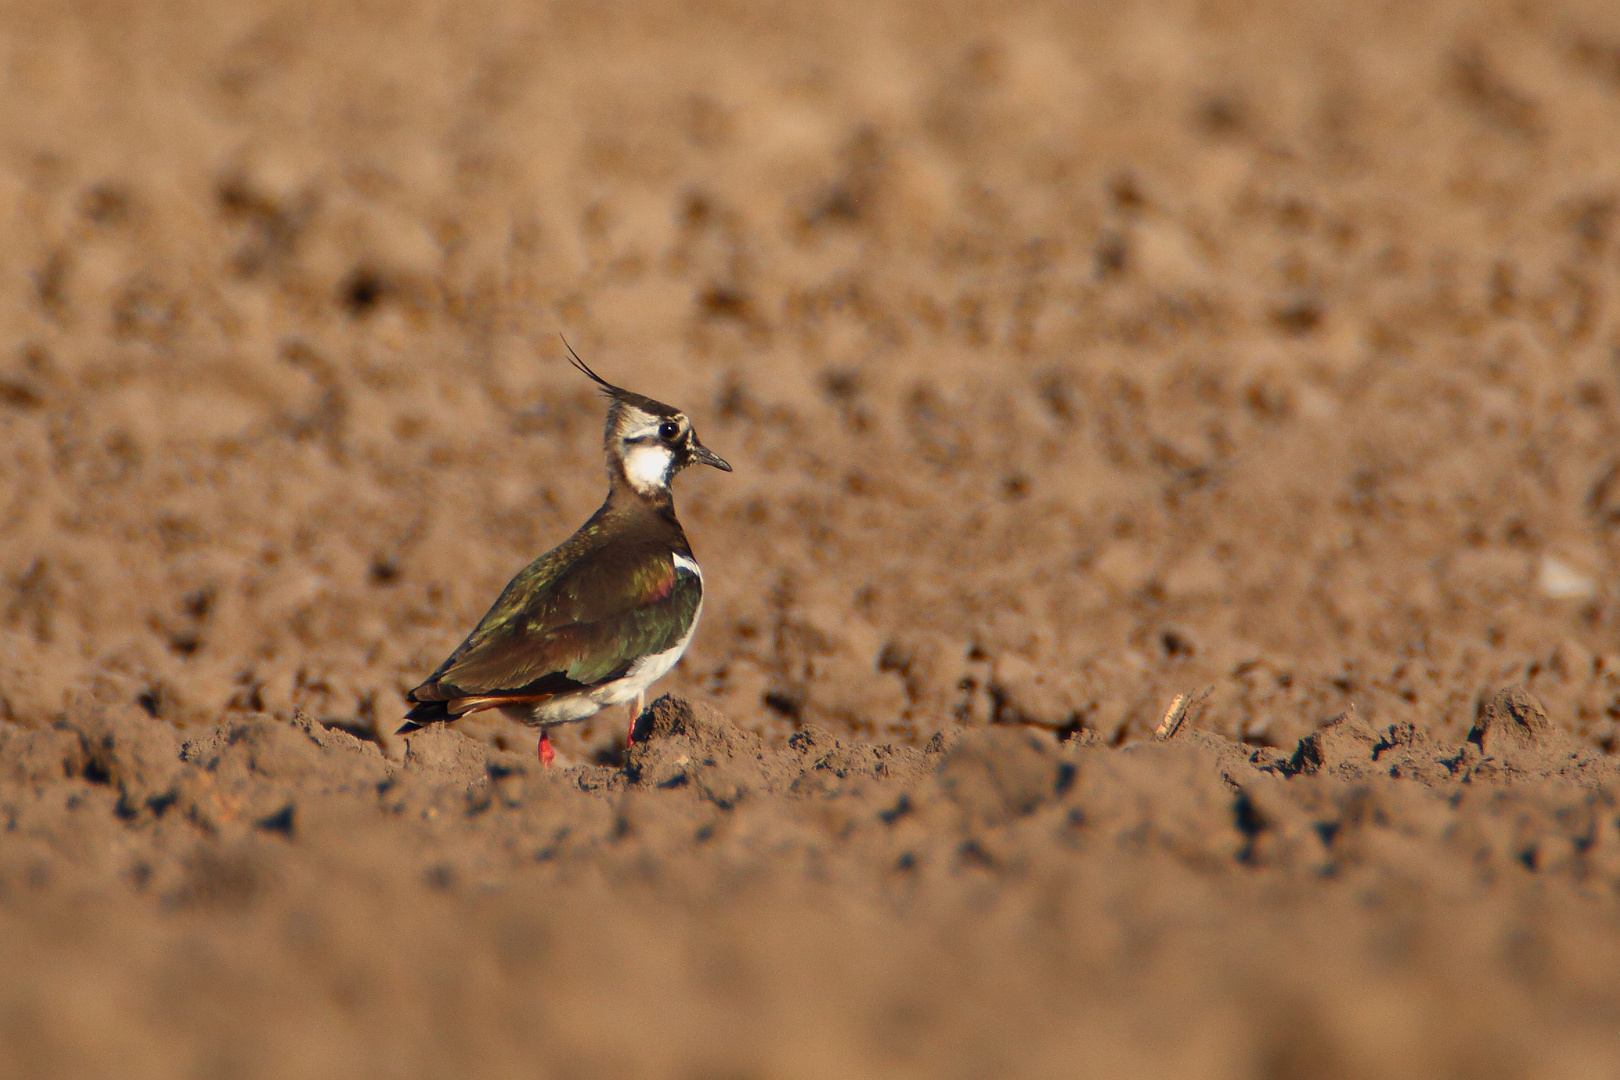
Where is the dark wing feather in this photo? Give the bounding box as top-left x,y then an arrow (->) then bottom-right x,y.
405,525 -> 701,716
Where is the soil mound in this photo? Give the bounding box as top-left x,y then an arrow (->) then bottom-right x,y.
4,693 -> 1619,1077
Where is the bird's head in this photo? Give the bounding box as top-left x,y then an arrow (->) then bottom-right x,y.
565,342 -> 732,499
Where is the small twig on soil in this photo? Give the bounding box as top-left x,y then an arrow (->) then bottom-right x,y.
1155,685 -> 1212,741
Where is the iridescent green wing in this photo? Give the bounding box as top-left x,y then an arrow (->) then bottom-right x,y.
412,536 -> 701,700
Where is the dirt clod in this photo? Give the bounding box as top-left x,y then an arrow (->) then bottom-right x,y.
1470,684 -> 1554,755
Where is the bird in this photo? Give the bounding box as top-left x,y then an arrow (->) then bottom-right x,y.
398,345 -> 731,766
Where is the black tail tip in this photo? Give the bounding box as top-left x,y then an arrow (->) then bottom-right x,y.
398,699 -> 452,733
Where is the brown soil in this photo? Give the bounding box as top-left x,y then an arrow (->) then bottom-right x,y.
3,0 -> 1620,1076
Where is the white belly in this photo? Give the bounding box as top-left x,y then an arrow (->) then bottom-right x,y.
590,598 -> 701,707
505,554 -> 703,729
505,604 -> 702,728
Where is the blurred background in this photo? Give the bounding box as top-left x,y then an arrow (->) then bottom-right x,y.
6,0 -> 1620,757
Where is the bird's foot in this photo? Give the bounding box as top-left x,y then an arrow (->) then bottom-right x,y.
538,732 -> 555,767
626,693 -> 645,747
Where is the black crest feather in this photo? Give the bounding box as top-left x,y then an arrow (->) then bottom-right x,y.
560,335 -> 680,419
562,336 -> 624,398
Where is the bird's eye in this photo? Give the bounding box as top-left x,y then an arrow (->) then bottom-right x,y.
658,421 -> 681,441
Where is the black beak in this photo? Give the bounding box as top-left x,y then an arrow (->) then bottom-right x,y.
689,441 -> 732,472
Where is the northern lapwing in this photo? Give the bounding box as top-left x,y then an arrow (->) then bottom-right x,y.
398,346 -> 731,765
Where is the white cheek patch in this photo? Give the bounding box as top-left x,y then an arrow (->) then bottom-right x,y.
623,443 -> 675,493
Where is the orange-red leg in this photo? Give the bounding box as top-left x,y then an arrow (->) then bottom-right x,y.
626,694 -> 645,747
538,732 -> 555,767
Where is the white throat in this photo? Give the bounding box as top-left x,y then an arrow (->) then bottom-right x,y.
622,443 -> 675,495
